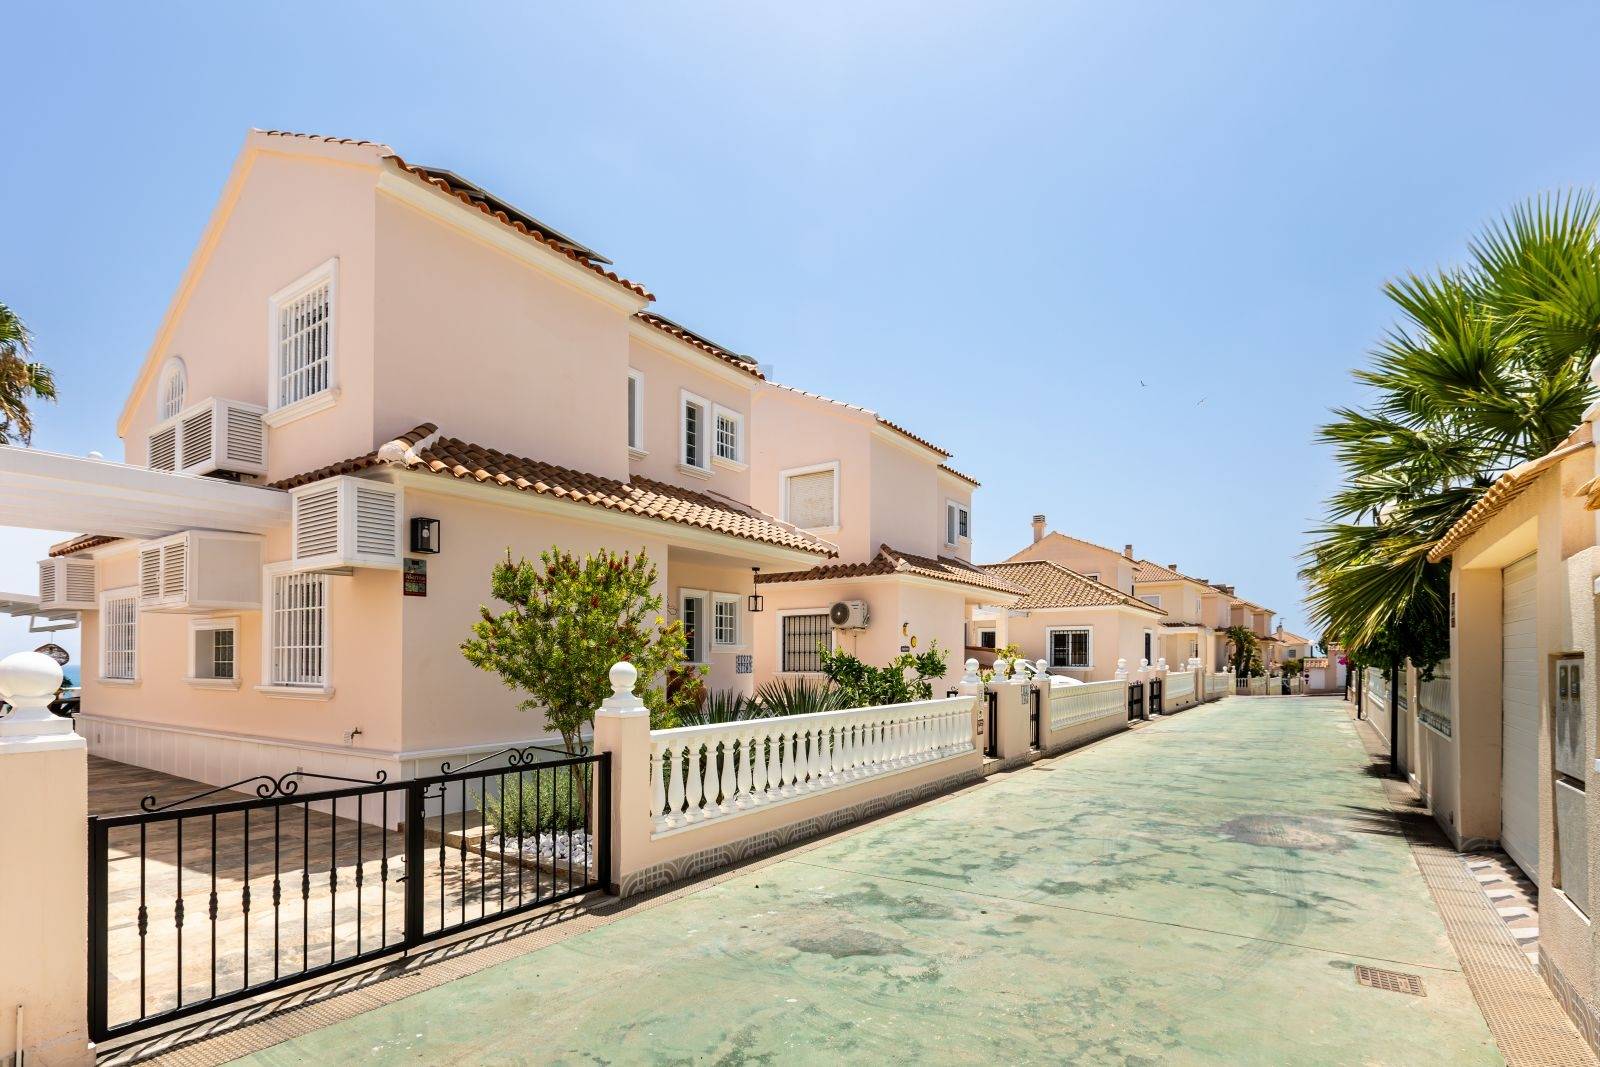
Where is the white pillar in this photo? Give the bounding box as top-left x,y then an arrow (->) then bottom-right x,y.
592,662 -> 652,897
0,651 -> 90,1064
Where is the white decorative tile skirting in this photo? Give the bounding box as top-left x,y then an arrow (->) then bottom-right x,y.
618,765 -> 983,897
1542,946 -> 1600,1054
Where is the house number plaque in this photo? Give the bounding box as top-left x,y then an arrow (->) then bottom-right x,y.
403,558 -> 428,597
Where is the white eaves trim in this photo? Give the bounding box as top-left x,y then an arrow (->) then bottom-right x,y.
627,317 -> 762,390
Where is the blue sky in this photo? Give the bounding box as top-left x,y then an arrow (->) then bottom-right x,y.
6,1 -> 1600,660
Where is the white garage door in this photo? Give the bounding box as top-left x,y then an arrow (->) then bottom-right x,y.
1501,554 -> 1540,880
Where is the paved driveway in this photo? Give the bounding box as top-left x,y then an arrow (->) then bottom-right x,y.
238,698 -> 1502,1065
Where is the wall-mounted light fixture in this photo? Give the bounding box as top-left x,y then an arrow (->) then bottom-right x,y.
410,517 -> 441,554
747,567 -> 765,613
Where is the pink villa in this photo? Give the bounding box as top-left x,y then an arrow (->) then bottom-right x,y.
970,516 -> 1279,678
0,129 -> 1019,788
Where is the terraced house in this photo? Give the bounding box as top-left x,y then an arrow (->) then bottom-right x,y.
0,129 -> 993,787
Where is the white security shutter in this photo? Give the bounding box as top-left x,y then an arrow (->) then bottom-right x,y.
139,547 -> 163,600
180,408 -> 213,469
161,539 -> 187,598
39,559 -> 96,610
270,572 -> 328,687
293,484 -> 341,559
63,561 -> 96,604
1501,554 -> 1539,879
148,424 -> 178,472
353,483 -> 400,559
221,401 -> 267,470
786,470 -> 836,529
277,281 -> 332,407
38,561 -> 56,605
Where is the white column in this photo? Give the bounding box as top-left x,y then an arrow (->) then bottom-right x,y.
0,651 -> 90,1065
593,661 -> 652,895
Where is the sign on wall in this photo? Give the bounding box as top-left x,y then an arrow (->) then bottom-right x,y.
736,655 -> 752,675
403,558 -> 428,597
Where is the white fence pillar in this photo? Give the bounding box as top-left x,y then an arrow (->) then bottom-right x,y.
592,662 -> 652,896
0,651 -> 91,1065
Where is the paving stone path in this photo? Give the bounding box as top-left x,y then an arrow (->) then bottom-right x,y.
235,697 -> 1504,1065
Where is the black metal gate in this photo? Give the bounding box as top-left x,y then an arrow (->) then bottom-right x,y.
1149,677 -> 1164,716
1128,680 -> 1145,720
1030,685 -> 1041,749
984,690 -> 999,758
87,748 -> 609,1043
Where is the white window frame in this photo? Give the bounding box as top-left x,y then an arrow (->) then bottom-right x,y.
157,356 -> 187,421
1046,626 -> 1092,670
265,258 -> 339,426
777,608 -> 835,674
1143,629 -> 1155,664
627,368 -> 646,457
712,405 -> 746,469
99,586 -> 140,683
679,390 -> 711,475
187,615 -> 241,689
680,588 -> 709,664
711,592 -> 743,649
778,461 -> 841,533
1082,572 -> 1100,584
1140,594 -> 1163,608
257,563 -> 334,699
945,499 -> 970,547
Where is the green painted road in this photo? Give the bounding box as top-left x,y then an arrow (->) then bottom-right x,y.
237,698 -> 1502,1065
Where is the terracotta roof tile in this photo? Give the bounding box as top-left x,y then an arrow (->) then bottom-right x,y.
770,384 -> 953,458
273,424 -> 833,556
635,313 -> 764,379
981,560 -> 1167,614
48,534 -> 120,558
939,463 -> 980,487
1131,559 -> 1209,585
756,545 -> 1023,596
1434,422 -> 1594,562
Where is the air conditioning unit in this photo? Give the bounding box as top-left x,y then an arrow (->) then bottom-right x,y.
829,599 -> 870,629
137,531 -> 263,612
146,398 -> 268,479
37,558 -> 97,611
290,476 -> 403,572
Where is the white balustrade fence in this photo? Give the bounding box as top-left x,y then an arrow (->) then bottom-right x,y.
648,696 -> 975,834
1165,671 -> 1195,702
1365,667 -> 1391,717
1206,672 -> 1230,698
1049,679 -> 1126,729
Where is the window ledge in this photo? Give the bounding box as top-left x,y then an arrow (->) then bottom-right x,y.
185,677 -> 242,690
97,677 -> 140,687
712,456 -> 748,473
263,388 -> 340,428
711,644 -> 751,654
677,463 -> 713,480
255,684 -> 335,701
628,446 -> 650,460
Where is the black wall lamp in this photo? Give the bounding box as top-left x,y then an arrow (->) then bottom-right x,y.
410,517 -> 441,554
747,566 -> 765,613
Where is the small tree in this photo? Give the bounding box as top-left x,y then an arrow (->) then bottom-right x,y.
1224,626 -> 1263,677
461,547 -> 702,754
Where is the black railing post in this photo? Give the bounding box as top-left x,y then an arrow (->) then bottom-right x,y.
597,753 -> 614,894
403,780 -> 425,949
87,817 -> 109,1042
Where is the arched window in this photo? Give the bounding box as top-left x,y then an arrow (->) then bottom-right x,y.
158,358 -> 186,421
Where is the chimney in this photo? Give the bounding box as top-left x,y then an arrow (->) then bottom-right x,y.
1167,563 -> 1178,571
1031,514 -> 1046,543
1123,544 -> 1134,559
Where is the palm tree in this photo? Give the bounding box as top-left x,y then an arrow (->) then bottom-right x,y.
0,301 -> 56,445
1303,192 -> 1600,665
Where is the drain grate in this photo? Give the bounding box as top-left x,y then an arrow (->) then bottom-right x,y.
1355,964 -> 1426,997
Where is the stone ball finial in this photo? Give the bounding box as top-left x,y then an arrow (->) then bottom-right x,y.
965,658 -> 980,673
609,661 -> 638,696
0,650 -> 63,704
1035,659 -> 1048,677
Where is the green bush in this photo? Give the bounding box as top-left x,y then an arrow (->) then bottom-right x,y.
751,676 -> 849,716
818,641 -> 949,707
482,769 -> 586,838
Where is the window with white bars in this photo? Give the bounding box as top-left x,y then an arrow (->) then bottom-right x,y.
712,593 -> 740,647
1047,628 -> 1091,669
101,591 -> 138,680
271,263 -> 335,411
783,466 -> 837,529
713,406 -> 742,464
269,572 -> 329,688
158,358 -> 186,421
781,612 -> 832,673
681,393 -> 709,470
